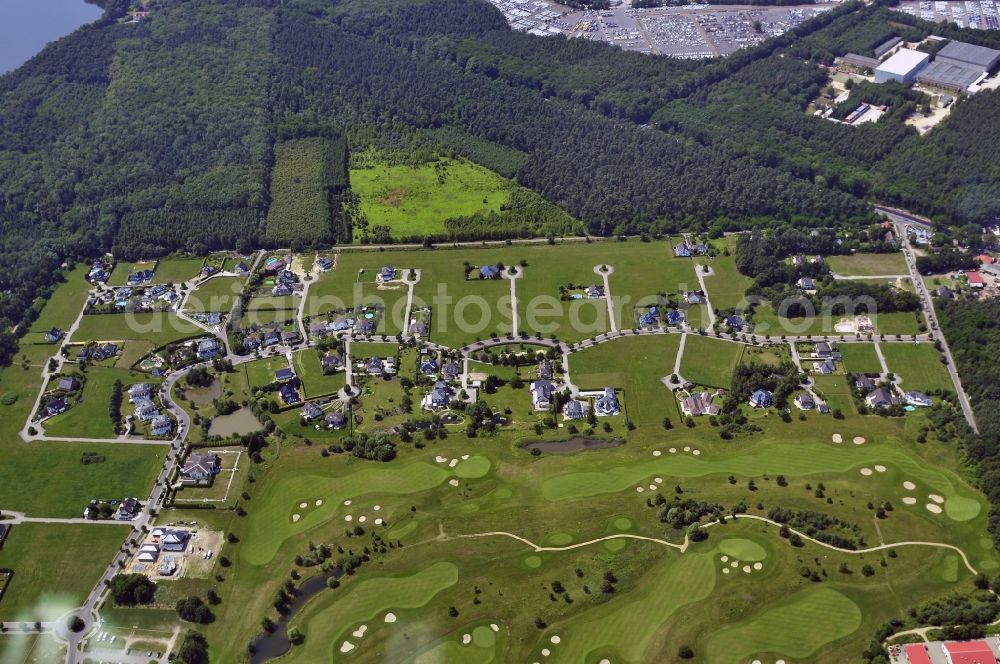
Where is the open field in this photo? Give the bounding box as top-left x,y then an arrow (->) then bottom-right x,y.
25,265 -> 91,343
293,350 -> 346,398
0,523 -> 128,621
752,306 -> 921,338
704,237 -> 753,311
151,256 -> 206,284
44,366 -> 150,439
827,252 -> 909,276
73,313 -> 203,347
186,277 -> 245,313
839,343 -> 883,375
351,155 -> 511,238
882,343 -> 954,393
679,335 -> 744,388
243,355 -> 290,389
0,634 -> 65,663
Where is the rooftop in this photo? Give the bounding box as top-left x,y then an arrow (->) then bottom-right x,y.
877,48 -> 928,76
938,40 -> 1000,69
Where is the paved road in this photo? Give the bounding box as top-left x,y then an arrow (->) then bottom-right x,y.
594,265 -> 618,333
880,210 -> 978,431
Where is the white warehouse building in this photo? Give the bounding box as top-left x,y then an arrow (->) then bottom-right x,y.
875,48 -> 930,84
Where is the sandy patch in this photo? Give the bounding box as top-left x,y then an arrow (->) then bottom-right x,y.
743,565 -> 752,574
435,456 -> 447,463
636,487 -> 645,493
449,479 -> 460,487
669,447 -> 676,453
374,518 -> 384,525
462,634 -> 472,645
654,477 -> 663,484
652,450 -> 662,457
926,504 -> 943,514
853,436 -> 866,445
723,568 -> 730,574
449,459 -> 459,468
832,433 -> 842,443
358,516 -> 367,523
752,660 -> 762,664
692,449 -> 701,456
340,642 -> 355,653
753,562 -> 763,570
299,502 -> 307,508
874,465 -> 886,473
344,515 -> 353,522
730,561 -> 739,568
550,636 -> 561,644
292,514 -> 300,523
648,485 -> 657,491
903,481 -> 916,490
542,648 -> 551,656
490,624 -> 499,632
720,555 -> 729,562
600,660 -> 611,664
683,446 -> 691,452
373,505 -> 381,511
384,613 -> 397,623
353,625 -> 368,639
860,468 -> 873,476
902,497 -> 917,505
315,499 -> 323,507
929,494 -> 944,504
461,454 -> 470,460
344,499 -> 352,506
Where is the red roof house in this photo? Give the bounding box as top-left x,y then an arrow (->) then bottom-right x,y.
905,643 -> 932,664
978,254 -> 994,265
943,640 -> 998,664
966,271 -> 986,288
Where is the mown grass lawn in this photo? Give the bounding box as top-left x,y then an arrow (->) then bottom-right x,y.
838,343 -> 883,375
25,264 -> 90,343
185,276 -> 245,312
243,355 -> 291,389
881,342 -> 953,393
73,313 -> 203,348
679,335 -> 744,388
293,349 -> 346,398
827,252 -> 909,276
0,523 -> 129,622
44,366 -> 152,439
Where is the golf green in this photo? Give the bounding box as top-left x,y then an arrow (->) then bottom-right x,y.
717,538 -> 767,562
454,455 -> 491,479
547,533 -> 573,546
473,625 -> 497,647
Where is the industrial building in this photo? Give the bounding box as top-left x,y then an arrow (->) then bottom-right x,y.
874,36 -> 902,58
935,40 -> 1000,72
875,48 -> 930,83
916,60 -> 985,93
841,53 -> 880,71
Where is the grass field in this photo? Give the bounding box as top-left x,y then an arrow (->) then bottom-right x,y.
265,138 -> 332,245
351,154 -> 511,238
0,523 -> 129,621
704,238 -> 753,311
73,313 -> 203,347
152,256 -> 206,284
827,252 -> 909,276
293,350 -> 346,398
881,343 -> 953,393
0,634 -> 65,663
25,265 -> 90,343
44,366 -> 150,439
679,336 -> 744,388
243,356 -> 291,389
839,343 -> 883,374
185,277 -> 245,313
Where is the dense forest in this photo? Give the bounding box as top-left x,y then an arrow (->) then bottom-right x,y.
0,0 -> 999,368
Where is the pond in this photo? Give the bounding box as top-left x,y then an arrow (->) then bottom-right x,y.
525,437 -> 622,454
207,408 -> 261,437
0,1 -> 104,75
249,569 -> 342,663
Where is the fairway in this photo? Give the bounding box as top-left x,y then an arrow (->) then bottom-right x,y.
704,587 -> 862,663
351,155 -> 511,238
881,343 -> 953,393
679,336 -> 743,388
0,523 -> 129,621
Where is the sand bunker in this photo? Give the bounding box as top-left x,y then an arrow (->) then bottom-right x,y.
648,485 -> 657,490
860,468 -> 873,476
832,433 -> 843,443
461,454 -> 470,460
299,502 -> 307,508
374,518 -> 383,525
435,456 -> 447,463
550,636 -> 561,644
449,479 -> 460,487
600,660 -> 611,664
344,499 -> 352,506
490,624 -> 499,632
743,565 -> 752,574
853,436 -> 866,445
902,497 -> 917,505
449,459 -> 459,468
652,450 -> 662,457
358,516 -> 367,523
315,499 -> 323,506
926,504 -> 943,514
340,642 -> 355,653
292,514 -> 300,523
720,555 -> 729,562
693,449 -> 701,456
654,477 -> 663,484
542,648 -> 551,656
636,487 -> 645,493
753,562 -> 763,570
683,446 -> 691,452
344,515 -> 353,522
353,625 -> 368,639
373,505 -> 381,511
874,465 -> 886,473
903,481 -> 916,490
929,494 -> 945,504
723,568 -> 730,574
462,634 -> 472,645
730,561 -> 739,568
384,613 -> 397,623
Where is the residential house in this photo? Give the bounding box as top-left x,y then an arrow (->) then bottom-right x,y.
115,498 -> 141,521
128,383 -> 152,402
243,334 -> 261,351
904,391 -> 933,407
47,397 -> 68,416
865,387 -> 900,409
723,315 -> 743,331
817,402 -> 830,414
749,389 -> 773,409
325,411 -> 347,429
279,383 -> 301,405
794,393 -> 815,410
420,358 -> 439,375
309,321 -> 330,336
278,270 -> 295,284
151,415 -> 173,437
272,283 -> 293,297
814,358 -> 837,375
674,243 -> 693,258
424,381 -> 453,410
530,379 -> 554,410
355,318 -> 376,335
44,328 -> 63,343
330,317 -> 353,332
797,277 -> 815,291
667,309 -> 685,326
234,261 -> 250,276
301,402 -> 324,421
264,256 -> 287,272
127,270 -> 155,286
316,257 -> 334,271
479,265 -> 500,279
262,330 -> 280,347
377,266 -> 397,283
57,377 -> 78,392
410,321 -> 429,336
537,360 -> 553,380
594,387 -> 621,416
76,347 -> 90,363
201,265 -> 218,277
638,307 -> 659,328
366,357 -> 384,375
937,286 -> 955,299
815,342 -> 833,357
206,313 -> 222,326
321,354 -> 343,372
686,290 -> 705,305
134,398 -> 160,422
853,374 -> 877,393
442,360 -> 462,382
160,530 -> 190,552
181,453 -> 220,485
563,399 -> 589,420
275,368 -> 295,383
281,331 -> 302,346
585,284 -> 604,298
966,271 -> 986,289
680,391 -> 719,417
196,339 -> 221,360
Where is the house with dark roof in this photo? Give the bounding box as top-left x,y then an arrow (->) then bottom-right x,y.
275,368 -> 295,383
479,265 -> 500,279
325,411 -> 347,429
272,283 -> 293,297
796,277 -> 815,291
794,393 -> 815,410
594,387 -> 620,416
442,360 -> 461,382
331,317 -> 353,332
47,397 -> 68,416
853,374 -> 877,393
423,381 -> 453,410
723,315 -> 743,331
0,523 -> 9,549
815,342 -> 833,357
377,266 -> 397,283
151,415 -> 173,437
638,307 -> 659,328
686,290 -> 705,305
278,270 -> 295,284
206,313 -> 222,326
814,358 -> 837,375
301,402 -> 324,421
355,318 -> 376,335
201,265 -> 218,277
585,284 -> 604,298
410,321 -> 428,336
316,257 -> 334,271
420,358 -> 439,375
866,387 -> 900,409
279,383 -> 301,405
134,398 -> 160,422
160,530 -> 190,552
44,328 -> 63,343
181,453 -> 220,485
57,377 -> 78,392
282,331 -> 302,346
537,360 -> 553,380
530,379 -> 554,410
366,357 -> 384,375
563,399 -> 590,420
197,338 -> 221,360
76,347 -> 90,363
128,383 -> 152,402
115,498 -> 142,521
234,261 -> 250,276
243,334 -> 261,350
262,330 -> 280,347
749,389 -> 773,408
321,354 -> 343,372
680,391 -> 718,417
667,309 -> 685,326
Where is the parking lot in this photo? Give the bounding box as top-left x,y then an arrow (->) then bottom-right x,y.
486,0 -> 832,58
897,0 -> 1000,29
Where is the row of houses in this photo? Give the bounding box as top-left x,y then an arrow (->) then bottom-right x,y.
852,374 -> 933,409
301,402 -> 348,429
129,383 -> 174,437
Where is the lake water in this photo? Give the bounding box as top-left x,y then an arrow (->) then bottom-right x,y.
0,1 -> 104,75
208,408 -> 262,437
